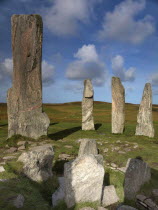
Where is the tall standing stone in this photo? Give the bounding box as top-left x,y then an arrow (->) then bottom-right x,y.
82,79 -> 95,130
135,83 -> 154,138
7,15 -> 50,139
112,77 -> 125,134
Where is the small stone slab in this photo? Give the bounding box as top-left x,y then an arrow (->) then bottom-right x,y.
0,166 -> 5,172
103,148 -> 108,153
3,156 -> 15,160
152,189 -> 158,198
102,185 -> 119,207
98,207 -> 108,210
117,205 -> 138,210
58,154 -> 73,160
18,144 -> 54,182
52,177 -> 65,207
64,145 -> 73,149
13,194 -> 25,208
17,141 -> 27,146
18,145 -> 25,150
6,147 -> 17,154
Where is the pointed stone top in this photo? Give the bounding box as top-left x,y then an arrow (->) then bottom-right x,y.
83,79 -> 93,98
142,83 -> 152,102
144,83 -> 151,90
112,77 -> 121,83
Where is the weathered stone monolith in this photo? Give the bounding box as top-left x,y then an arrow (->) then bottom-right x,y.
124,158 -> 151,200
78,139 -> 98,157
82,79 -> 95,130
112,77 -> 125,134
64,155 -> 104,208
7,15 -> 50,139
135,83 -> 154,137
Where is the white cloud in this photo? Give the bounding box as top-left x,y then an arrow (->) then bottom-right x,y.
149,72 -> 158,86
42,60 -> 55,86
66,44 -> 107,86
98,0 -> 155,44
149,72 -> 158,95
0,58 -> 55,86
44,0 -> 101,36
0,58 -> 13,83
64,82 -> 83,94
153,89 -> 158,95
111,55 -> 136,82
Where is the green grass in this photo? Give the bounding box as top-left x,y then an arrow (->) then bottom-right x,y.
0,101 -> 158,209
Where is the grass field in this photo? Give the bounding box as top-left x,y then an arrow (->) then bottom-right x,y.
0,101 -> 158,209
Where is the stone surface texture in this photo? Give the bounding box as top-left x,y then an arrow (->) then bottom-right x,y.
97,207 -> 108,210
18,144 -> 54,182
64,155 -> 104,208
102,185 -> 119,207
124,158 -> 151,200
112,77 -> 125,134
135,83 -> 154,138
78,139 -> 98,157
82,79 -> 95,130
136,194 -> 158,210
7,14 -> 50,139
0,166 -> 5,172
13,194 -> 25,208
52,177 -> 65,207
117,205 -> 138,210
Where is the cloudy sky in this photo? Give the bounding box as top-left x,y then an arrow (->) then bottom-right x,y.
0,0 -> 158,104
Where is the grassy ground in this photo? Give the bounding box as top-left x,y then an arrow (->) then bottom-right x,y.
0,101 -> 158,209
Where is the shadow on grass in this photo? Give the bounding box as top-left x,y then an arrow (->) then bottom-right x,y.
95,123 -> 102,130
53,160 -> 69,176
103,172 -> 110,186
0,124 -> 8,127
49,122 -> 58,126
48,126 -> 81,141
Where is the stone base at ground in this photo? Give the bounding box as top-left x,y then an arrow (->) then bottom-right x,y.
18,144 -> 54,182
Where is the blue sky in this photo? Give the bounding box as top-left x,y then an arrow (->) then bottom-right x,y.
0,0 -> 158,104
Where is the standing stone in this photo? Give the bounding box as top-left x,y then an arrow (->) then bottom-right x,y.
124,158 -> 151,200
112,77 -> 125,134
64,155 -> 105,208
7,15 -> 50,139
135,83 -> 154,138
78,139 -> 98,157
82,79 -> 95,130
